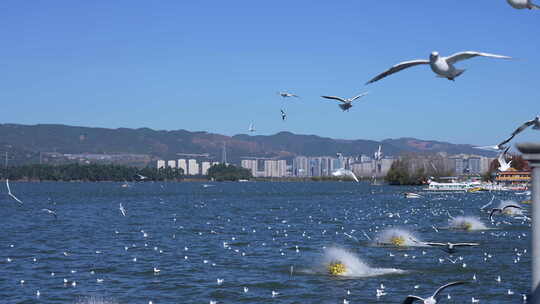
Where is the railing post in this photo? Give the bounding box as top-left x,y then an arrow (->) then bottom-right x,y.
516,143 -> 540,302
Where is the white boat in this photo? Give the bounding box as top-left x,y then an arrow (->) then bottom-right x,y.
426,181 -> 481,192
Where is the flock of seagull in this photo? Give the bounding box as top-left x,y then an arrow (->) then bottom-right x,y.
2,1 -> 539,303
1,177 -> 533,303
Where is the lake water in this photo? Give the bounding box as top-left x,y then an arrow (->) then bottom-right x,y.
0,182 -> 531,303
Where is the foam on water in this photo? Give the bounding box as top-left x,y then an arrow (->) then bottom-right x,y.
374,228 -> 424,247
449,216 -> 487,231
319,247 -> 404,277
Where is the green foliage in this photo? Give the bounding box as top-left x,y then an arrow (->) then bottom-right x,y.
0,164 -> 183,181
207,163 -> 252,181
385,159 -> 426,185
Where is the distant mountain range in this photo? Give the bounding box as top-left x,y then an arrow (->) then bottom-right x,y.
0,123 -> 495,166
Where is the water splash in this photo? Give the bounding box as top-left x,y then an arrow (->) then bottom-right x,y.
319,247 -> 404,277
374,228 -> 424,247
449,216 -> 487,231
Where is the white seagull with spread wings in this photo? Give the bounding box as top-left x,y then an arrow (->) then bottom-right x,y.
367,51 -> 511,84
332,168 -> 359,183
402,281 -> 468,304
277,91 -> 299,98
6,179 -> 23,205
507,0 -> 540,9
321,92 -> 369,111
474,116 -> 540,151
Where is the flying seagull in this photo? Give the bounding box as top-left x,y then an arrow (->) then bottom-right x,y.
490,205 -> 523,222
41,209 -> 58,219
507,0 -> 540,9
366,51 -> 511,84
281,109 -> 287,121
248,123 -> 255,132
278,91 -> 299,98
119,203 -> 127,217
332,168 -> 359,183
374,145 -> 383,161
474,116 -> 540,151
135,174 -> 148,180
423,242 -> 480,254
497,147 -> 512,172
402,281 -> 468,304
321,92 -> 369,111
6,179 -> 23,205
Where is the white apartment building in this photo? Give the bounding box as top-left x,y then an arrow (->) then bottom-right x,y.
264,160 -> 287,177
177,159 -> 187,174
167,160 -> 176,168
188,159 -> 200,175
201,161 -> 212,175
241,159 -> 258,176
157,160 -> 166,169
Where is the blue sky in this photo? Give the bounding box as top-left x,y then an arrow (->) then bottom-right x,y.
0,1 -> 538,146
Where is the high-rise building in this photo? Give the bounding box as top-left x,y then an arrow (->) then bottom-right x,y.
178,159 -> 188,174
188,159 -> 199,175
167,160 -> 177,168
263,160 -> 286,177
293,156 -> 309,177
468,157 -> 481,174
241,160 -> 258,176
201,161 -> 212,175
157,160 -> 166,169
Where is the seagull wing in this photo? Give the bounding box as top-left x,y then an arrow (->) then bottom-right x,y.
366,59 -> 429,84
349,171 -> 359,183
453,243 -> 480,247
119,203 -> 126,216
424,242 -> 447,247
490,208 -> 503,221
402,295 -> 424,304
9,193 -> 23,205
349,92 -> 369,102
6,180 -> 23,204
6,179 -> 11,194
497,149 -> 509,168
433,281 -> 467,298
502,204 -> 523,211
473,145 -> 503,151
445,51 -> 511,64
511,119 -> 536,137
321,96 -> 347,103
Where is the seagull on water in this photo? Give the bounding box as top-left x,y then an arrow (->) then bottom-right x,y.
321,92 -> 369,111
278,91 -> 299,98
507,0 -> 540,9
423,242 -> 480,254
6,179 -> 23,204
332,168 -> 359,183
497,148 -> 512,172
281,109 -> 287,121
366,51 -> 511,84
476,116 -> 540,151
489,205 -> 523,222
119,203 -> 127,217
402,281 -> 468,304
41,209 -> 57,219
